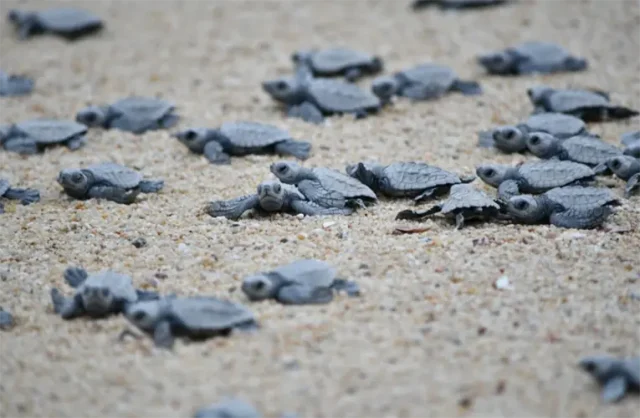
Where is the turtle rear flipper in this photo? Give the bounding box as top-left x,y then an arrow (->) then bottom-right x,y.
3,187 -> 40,205
477,130 -> 494,148
287,103 -> 324,124
138,179 -> 164,194
274,139 -> 312,160
205,194 -> 260,220
136,290 -> 160,301
63,267 -> 89,288
290,200 -> 354,216
549,206 -> 613,230
330,279 -> 360,297
203,141 -> 231,165
153,320 -> 175,349
396,205 -> 442,220
601,376 -> 628,403
0,73 -> 34,96
625,173 -> 639,198
88,185 -> 139,204
452,79 -> 482,96
574,106 -> 639,122
276,285 -> 334,305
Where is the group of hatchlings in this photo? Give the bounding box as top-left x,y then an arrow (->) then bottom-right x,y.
1,1 -> 639,414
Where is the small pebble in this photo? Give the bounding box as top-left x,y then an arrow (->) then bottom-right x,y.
131,237 -> 147,248
178,243 -> 190,253
0,309 -> 15,330
494,276 -> 513,290
323,221 -> 335,229
296,213 -> 304,219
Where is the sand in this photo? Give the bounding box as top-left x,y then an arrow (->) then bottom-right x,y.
1,0 -> 639,417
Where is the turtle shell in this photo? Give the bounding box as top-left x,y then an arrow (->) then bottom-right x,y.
0,179 -> 10,197
307,79 -> 380,112
546,90 -> 609,113
560,136 -> 621,166
382,162 -> 463,193
271,259 -> 337,288
79,271 -> 138,303
440,184 -> 499,214
516,160 -> 595,191
109,97 -> 174,121
86,163 -> 142,189
14,119 -> 87,144
168,296 -> 256,333
36,8 -> 102,33
621,131 -> 640,146
512,42 -> 571,66
545,186 -> 618,210
397,64 -> 457,90
310,48 -> 375,73
312,167 -> 378,200
523,113 -> 585,138
219,121 -> 290,148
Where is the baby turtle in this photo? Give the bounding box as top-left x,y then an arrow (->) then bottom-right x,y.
478,113 -> 589,153
242,259 -> 360,305
396,184 -> 502,229
507,186 -> 619,229
194,398 -> 261,418
262,69 -> 381,124
478,41 -> 587,75
174,121 -> 311,165
0,119 -> 88,154
621,131 -> 640,158
0,179 -> 40,214
76,97 -> 178,134
270,161 -> 377,210
597,155 -> 640,197
50,267 -> 159,320
57,162 -> 164,204
527,86 -> 639,122
124,296 -> 258,349
0,70 -> 34,96
206,180 -> 353,220
372,63 -> 481,103
345,161 -> 475,202
292,47 -> 383,82
579,355 -> 640,403
8,8 -> 103,40
476,160 -> 596,200
412,0 -> 509,10
526,133 -> 622,168
0,308 -> 15,330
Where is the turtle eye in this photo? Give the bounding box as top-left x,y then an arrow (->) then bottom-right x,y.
83,112 -> 97,123
529,135 -> 540,145
277,165 -> 288,174
273,183 -> 281,193
184,130 -> 197,141
610,159 -> 621,169
253,281 -> 265,291
132,311 -> 146,321
275,81 -> 288,90
515,200 -> 528,210
71,172 -> 84,183
484,168 -> 495,177
504,130 -> 516,140
101,288 -> 110,297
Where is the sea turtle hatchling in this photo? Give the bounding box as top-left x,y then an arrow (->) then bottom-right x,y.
8,8 -> 103,40
0,308 -> 15,330
596,155 -> 640,198
0,179 -> 40,214
174,121 -> 311,165
506,186 -> 620,229
124,296 -> 258,349
242,259 -> 360,305
57,162 -> 164,204
292,47 -> 383,82
50,267 -> 160,320
476,160 -> 596,201
193,398 -> 262,418
76,97 -> 178,134
0,119 -> 88,154
411,0 -> 509,10
262,68 -> 382,124
527,86 -> 639,122
477,113 -> 589,153
621,131 -> 640,158
345,161 -> 476,202
270,161 -> 378,210
526,133 -> 622,168
396,184 -> 503,229
579,355 -> 640,403
477,41 -> 588,75
206,180 -> 354,220
371,63 -> 481,104
0,70 -> 34,96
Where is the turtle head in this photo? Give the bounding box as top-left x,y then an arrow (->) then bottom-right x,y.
80,286 -> 114,317
57,168 -> 91,195
262,77 -> 304,105
526,86 -> 554,104
173,127 -> 211,153
507,195 -> 545,223
606,155 -> 639,180
76,105 -> 108,127
257,180 -> 286,212
291,49 -> 314,65
241,274 -> 278,301
477,51 -> 513,74
563,56 -> 588,72
345,162 -> 382,189
476,164 -> 508,187
525,132 -> 560,158
270,161 -> 303,184
492,125 -> 527,153
125,300 -> 162,332
579,356 -> 617,383
371,76 -> 399,103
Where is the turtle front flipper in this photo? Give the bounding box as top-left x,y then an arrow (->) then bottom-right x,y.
287,102 -> 324,124
452,79 -> 483,96
344,67 -> 363,82
497,180 -> 521,202
0,73 -> 34,96
153,320 -> 175,349
274,140 -> 312,160
159,113 -> 179,130
454,213 -> 466,230
395,205 -> 442,220
400,83 -> 447,101
625,173 -> 639,198
276,284 -> 334,305
205,194 -> 260,220
3,187 -> 40,205
413,187 -> 438,203
136,289 -> 160,301
290,200 -> 354,216
593,162 -> 610,176
549,206 -> 613,230
51,289 -> 85,319
203,141 -> 231,165
2,137 -> 39,154
138,179 -> 164,194
63,267 -> 89,288
88,186 -> 140,204
601,375 -> 628,403
330,279 -> 360,297
65,135 -> 87,151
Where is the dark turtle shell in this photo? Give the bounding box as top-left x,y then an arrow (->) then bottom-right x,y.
219,121 -> 290,147
307,79 -> 380,113
13,119 -> 87,144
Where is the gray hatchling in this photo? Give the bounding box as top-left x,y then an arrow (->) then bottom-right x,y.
396,183 -> 503,229
579,356 -> 640,403
621,131 -> 640,158
76,97 -> 178,134
412,0 -> 509,10
125,296 -> 258,349
506,186 -> 620,229
476,160 -> 596,201
372,63 -> 481,104
206,180 -> 353,220
526,133 -> 622,168
193,398 -> 262,418
270,161 -> 377,210
262,68 -> 381,124
0,119 -> 87,154
57,162 -> 164,204
0,308 -> 15,330
50,267 -> 159,320
478,41 -> 587,75
8,8 -> 103,40
345,161 -> 475,202
174,121 -> 311,165
596,155 -> 640,197
0,70 -> 34,96
477,113 -> 589,153
242,259 -> 360,305
292,47 -> 383,82
527,86 -> 639,122
0,179 -> 40,214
